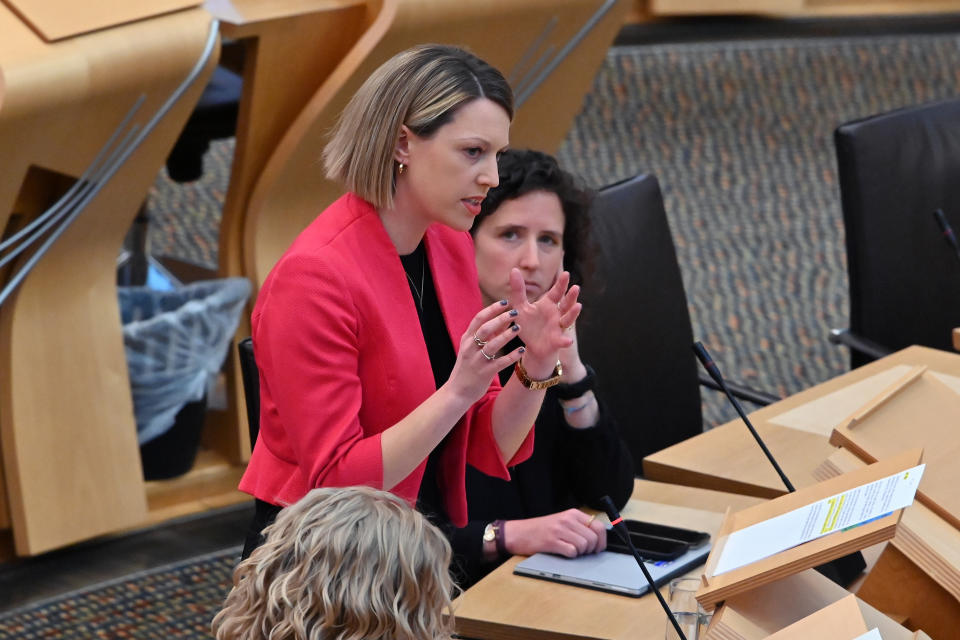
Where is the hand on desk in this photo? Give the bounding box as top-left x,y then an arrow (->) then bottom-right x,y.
504,508 -> 607,558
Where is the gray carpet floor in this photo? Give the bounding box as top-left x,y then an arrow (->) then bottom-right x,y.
147,33 -> 960,430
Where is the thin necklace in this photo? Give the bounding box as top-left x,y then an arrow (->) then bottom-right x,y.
406,255 -> 425,309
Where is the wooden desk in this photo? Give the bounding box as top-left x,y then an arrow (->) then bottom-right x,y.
452,480 -> 763,640
643,346 -> 960,498
642,346 -> 960,639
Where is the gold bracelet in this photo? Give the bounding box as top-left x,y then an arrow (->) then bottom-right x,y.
514,359 -> 563,390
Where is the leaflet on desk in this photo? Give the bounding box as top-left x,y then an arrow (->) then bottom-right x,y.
852,629 -> 882,640
713,464 -> 925,576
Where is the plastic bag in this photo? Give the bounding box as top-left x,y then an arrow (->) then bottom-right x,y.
119,277 -> 251,445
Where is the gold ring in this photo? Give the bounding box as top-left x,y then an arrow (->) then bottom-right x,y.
474,333 -> 488,347
586,514 -> 597,526
480,348 -> 496,361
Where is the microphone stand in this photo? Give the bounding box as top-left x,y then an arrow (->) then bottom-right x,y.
600,496 -> 688,640
693,342 -> 794,492
692,341 -> 865,586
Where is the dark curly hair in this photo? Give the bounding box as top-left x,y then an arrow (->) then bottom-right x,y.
470,149 -> 593,287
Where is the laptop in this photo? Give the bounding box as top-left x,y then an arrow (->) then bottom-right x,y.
513,543 -> 711,597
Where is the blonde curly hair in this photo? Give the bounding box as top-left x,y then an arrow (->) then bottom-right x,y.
212,486 -> 457,640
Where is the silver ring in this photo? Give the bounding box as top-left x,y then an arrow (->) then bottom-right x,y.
480,348 -> 496,361
474,333 -> 488,347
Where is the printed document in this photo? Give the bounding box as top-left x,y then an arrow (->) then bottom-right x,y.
713,464 -> 925,576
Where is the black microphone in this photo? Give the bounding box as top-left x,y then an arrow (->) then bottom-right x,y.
692,341 -> 866,587
933,209 -> 960,266
600,495 -> 688,640
692,341 -> 795,492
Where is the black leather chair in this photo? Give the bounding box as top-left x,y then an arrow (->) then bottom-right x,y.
578,173 -> 777,466
832,97 -> 960,368
237,337 -> 260,447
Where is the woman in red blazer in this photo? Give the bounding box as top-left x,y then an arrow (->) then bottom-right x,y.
239,45 -> 581,557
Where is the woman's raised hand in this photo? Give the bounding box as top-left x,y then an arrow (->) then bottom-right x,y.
446,299 -> 528,404
507,267 -> 581,376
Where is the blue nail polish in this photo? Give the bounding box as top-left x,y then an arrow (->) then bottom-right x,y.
518,346 -> 525,353
509,309 -> 518,317
511,324 -> 519,332
499,299 -> 508,305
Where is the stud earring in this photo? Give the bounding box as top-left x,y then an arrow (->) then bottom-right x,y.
398,162 -> 405,175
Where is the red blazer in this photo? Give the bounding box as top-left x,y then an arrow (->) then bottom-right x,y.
239,193 -> 534,526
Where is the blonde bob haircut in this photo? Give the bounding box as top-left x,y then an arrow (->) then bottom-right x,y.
211,486 -> 458,640
324,44 -> 514,210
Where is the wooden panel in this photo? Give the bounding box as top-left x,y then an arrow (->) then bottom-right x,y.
829,368 -> 960,531
644,346 -> 960,499
708,569 -> 930,640
0,456 -> 9,530
144,449 -> 246,513
0,7 -> 217,555
857,545 -> 960,640
3,0 -> 198,42
206,0 -> 363,26
648,0 -> 960,17
764,595 -> 867,640
651,0 -> 802,15
767,364 -> 916,436
644,419 -> 835,499
801,0 -> 960,17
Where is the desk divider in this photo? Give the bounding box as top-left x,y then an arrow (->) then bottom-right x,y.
705,569 -> 932,640
761,594 -> 867,640
4,0 -> 199,42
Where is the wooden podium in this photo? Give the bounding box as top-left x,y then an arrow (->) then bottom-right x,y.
828,365 -> 960,530
0,1 -> 217,555
695,450 -> 919,612
816,449 -> 960,640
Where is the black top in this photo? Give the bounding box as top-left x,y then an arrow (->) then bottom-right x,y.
401,243 -> 456,529
403,239 -> 635,589
446,357 -> 634,588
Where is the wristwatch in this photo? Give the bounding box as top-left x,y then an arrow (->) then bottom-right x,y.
483,520 -> 507,557
515,359 -> 563,390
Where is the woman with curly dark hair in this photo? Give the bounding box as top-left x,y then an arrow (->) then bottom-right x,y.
428,149 -> 635,588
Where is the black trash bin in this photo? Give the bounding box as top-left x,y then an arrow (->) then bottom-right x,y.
119,277 -> 251,479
